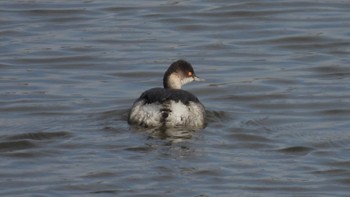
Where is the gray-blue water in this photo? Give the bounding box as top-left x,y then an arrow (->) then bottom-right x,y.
1,0 -> 350,196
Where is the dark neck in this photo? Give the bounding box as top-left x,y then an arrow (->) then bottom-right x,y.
163,69 -> 172,89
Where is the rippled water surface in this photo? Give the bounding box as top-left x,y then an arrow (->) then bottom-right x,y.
1,0 -> 350,196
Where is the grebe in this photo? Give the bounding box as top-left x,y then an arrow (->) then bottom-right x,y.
128,60 -> 206,129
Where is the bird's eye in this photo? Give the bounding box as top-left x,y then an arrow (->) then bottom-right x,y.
188,71 -> 193,76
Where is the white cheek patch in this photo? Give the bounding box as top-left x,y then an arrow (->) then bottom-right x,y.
180,77 -> 194,86
167,74 -> 182,89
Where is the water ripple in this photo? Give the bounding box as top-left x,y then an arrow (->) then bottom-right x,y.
1,0 -> 350,196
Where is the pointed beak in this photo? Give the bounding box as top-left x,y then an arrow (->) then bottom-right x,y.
193,75 -> 205,82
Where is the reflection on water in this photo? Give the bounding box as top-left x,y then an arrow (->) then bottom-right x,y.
1,0 -> 350,196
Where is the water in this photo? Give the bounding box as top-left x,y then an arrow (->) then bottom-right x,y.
1,0 -> 350,196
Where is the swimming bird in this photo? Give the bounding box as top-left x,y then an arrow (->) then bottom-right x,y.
128,59 -> 206,129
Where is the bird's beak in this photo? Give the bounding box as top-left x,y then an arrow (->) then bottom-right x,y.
193,76 -> 205,82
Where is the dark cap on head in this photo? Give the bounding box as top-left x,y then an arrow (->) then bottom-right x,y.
163,60 -> 195,88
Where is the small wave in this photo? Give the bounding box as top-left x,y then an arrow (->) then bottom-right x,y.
0,140 -> 36,152
230,133 -> 272,142
4,131 -> 71,141
277,146 -> 314,156
206,110 -> 231,123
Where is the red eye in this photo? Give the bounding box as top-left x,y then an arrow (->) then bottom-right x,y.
188,71 -> 193,76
